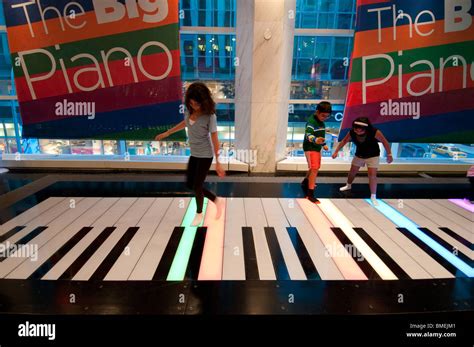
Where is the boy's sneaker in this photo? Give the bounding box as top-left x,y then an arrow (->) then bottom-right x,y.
339,184 -> 352,192
301,178 -> 308,196
306,195 -> 321,204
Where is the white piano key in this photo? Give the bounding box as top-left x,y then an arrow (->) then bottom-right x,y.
1,198 -> 84,247
332,199 -> 431,279
416,200 -> 472,236
4,198 -> 102,279
300,199 -> 368,280
128,198 -> 190,280
41,197 -> 124,280
72,198 -> 152,281
403,200 -> 471,242
348,199 -> 453,279
261,198 -> 306,280
244,198 -> 275,280
104,198 -> 172,280
279,198 -> 344,280
385,199 -> 473,261
222,197 -> 246,280
0,197 -> 65,236
432,199 -> 473,221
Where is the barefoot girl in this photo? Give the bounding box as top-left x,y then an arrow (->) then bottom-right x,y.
155,82 -> 225,225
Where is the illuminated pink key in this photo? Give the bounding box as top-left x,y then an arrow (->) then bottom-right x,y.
297,199 -> 367,280
198,198 -> 227,280
449,199 -> 474,213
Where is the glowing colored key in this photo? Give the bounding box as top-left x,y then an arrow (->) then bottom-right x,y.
167,198 -> 208,281
198,198 -> 227,280
297,198 -> 367,280
449,199 -> 474,213
318,199 -> 398,280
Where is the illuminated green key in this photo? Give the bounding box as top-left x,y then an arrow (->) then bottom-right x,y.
167,198 -> 208,281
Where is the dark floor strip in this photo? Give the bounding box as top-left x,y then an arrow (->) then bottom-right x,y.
184,227 -> 207,280
264,227 -> 290,280
418,228 -> 472,267
352,227 -> 410,279
152,227 -> 185,280
0,226 -> 25,243
58,227 -> 116,280
0,226 -> 48,262
397,228 -> 467,278
242,227 -> 259,280
29,227 -> 94,280
90,227 -> 140,281
15,226 -> 48,245
438,227 -> 473,251
330,227 -> 381,280
286,227 -> 320,280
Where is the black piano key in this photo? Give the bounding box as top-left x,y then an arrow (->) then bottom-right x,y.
439,227 -> 473,251
331,227 -> 381,280
90,227 -> 140,281
0,226 -> 25,243
59,227 -> 115,280
353,227 -> 410,279
153,227 -> 185,280
264,227 -> 290,280
242,227 -> 259,280
29,227 -> 94,279
286,227 -> 320,280
418,228 -> 472,267
184,227 -> 207,280
0,226 -> 48,262
397,227 -> 467,278
15,226 -> 49,245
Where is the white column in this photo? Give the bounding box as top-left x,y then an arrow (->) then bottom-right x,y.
234,0 -> 296,173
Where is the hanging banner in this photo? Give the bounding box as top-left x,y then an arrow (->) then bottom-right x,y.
3,0 -> 182,140
339,0 -> 474,143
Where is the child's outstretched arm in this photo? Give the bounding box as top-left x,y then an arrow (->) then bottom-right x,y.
375,130 -> 393,163
375,130 -> 393,164
211,131 -> 225,177
154,120 -> 186,141
331,132 -> 351,159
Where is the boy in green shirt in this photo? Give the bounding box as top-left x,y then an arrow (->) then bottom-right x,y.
301,102 -> 331,204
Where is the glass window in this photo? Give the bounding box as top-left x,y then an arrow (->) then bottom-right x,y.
291,36 -> 352,99
296,0 -> 356,29
3,122 -> 15,137
338,0 -> 354,12
180,34 -> 236,85
180,0 -> 236,27
336,14 -> 353,29
333,37 -> 351,58
318,13 -> 335,29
